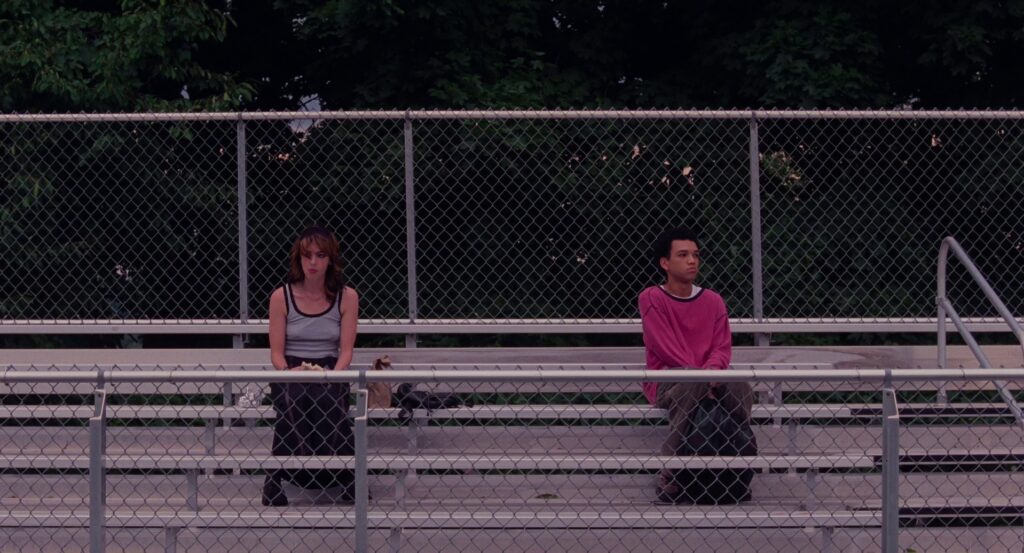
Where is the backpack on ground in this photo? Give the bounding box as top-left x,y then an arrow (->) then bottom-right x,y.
665,392 -> 758,505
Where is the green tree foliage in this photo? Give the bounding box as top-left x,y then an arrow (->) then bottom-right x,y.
0,0 -> 253,111
6,1 -> 1024,111
0,1 -> 253,344
203,0 -> 1024,110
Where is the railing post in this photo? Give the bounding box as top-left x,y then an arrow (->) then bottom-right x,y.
936,241 -> 948,404
235,116 -> 249,350
89,368 -> 108,553
749,114 -> 768,347
936,237 -> 1024,427
938,297 -> 1024,428
936,295 -> 948,404
404,112 -> 418,348
354,369 -> 369,553
881,369 -> 901,553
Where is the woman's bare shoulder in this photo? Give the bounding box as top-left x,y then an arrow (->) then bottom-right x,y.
269,286 -> 286,304
341,285 -> 357,299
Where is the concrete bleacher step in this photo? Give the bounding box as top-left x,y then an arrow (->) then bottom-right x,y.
7,377 -> 1017,396
2,502 -> 1020,530
0,453 -> 876,471
10,495 -> 1019,519
3,525 -> 1021,553
3,469 -> 1018,553
4,345 -> 1019,370
2,402 -> 1018,422
0,508 -> 886,530
5,472 -> 1019,507
3,345 -> 1022,396
3,425 -> 1021,459
3,485 -> 1019,534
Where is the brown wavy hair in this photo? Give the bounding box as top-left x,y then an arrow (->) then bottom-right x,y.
286,226 -> 346,302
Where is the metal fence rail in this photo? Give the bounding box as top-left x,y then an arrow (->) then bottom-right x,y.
1,367 -> 1022,553
2,110 -> 1024,334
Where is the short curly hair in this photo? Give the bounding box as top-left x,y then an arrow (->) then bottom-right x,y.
651,227 -> 701,274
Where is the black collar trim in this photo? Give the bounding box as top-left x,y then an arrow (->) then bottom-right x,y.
658,285 -> 704,303
287,284 -> 336,317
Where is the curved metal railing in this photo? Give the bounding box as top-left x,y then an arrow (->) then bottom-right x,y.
936,236 -> 1024,428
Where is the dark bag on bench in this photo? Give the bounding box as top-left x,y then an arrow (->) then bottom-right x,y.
667,392 -> 758,505
395,383 -> 465,422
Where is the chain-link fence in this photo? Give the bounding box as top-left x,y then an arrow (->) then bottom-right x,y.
2,111 -> 1024,333
2,367 -> 1021,552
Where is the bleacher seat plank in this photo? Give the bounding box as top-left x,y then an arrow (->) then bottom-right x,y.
1,402 -> 1015,422
4,345 -> 1017,369
3,425 -> 1021,460
0,453 -> 874,472
0,508 -> 884,530
3,525 -> 1022,553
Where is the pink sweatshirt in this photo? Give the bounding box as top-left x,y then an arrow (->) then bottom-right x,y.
638,286 -> 732,404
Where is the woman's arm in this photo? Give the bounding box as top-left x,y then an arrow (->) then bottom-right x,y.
334,286 -> 359,370
268,287 -> 289,370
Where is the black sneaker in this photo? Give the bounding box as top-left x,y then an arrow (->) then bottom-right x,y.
262,477 -> 287,507
655,470 -> 684,504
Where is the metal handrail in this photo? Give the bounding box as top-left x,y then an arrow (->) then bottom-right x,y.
4,109 -> 1024,123
4,367 -> 1024,384
2,317 -> 1023,335
936,236 -> 1024,428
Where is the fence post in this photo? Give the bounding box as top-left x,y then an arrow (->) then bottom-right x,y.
404,112 -> 418,348
354,369 -> 369,553
89,369 -> 108,553
748,114 -> 768,347
234,117 -> 249,351
881,369 -> 901,553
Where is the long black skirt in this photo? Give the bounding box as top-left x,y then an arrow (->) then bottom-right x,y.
268,355 -> 354,494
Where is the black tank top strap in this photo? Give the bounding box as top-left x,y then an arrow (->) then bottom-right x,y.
284,284 -> 295,314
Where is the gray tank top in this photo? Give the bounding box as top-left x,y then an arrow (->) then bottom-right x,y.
283,284 -> 343,359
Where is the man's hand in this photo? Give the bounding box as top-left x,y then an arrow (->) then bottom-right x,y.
707,365 -> 726,393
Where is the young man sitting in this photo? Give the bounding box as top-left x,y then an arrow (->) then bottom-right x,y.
638,227 -> 754,500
